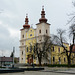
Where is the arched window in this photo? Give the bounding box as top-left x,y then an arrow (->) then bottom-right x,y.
27,47 -> 28,52
30,34 -> 32,36
22,58 -> 23,60
39,30 -> 41,33
22,51 -> 23,55
22,35 -> 24,38
53,57 -> 55,64
46,30 -> 47,33
58,48 -> 60,53
53,47 -> 55,52
59,57 -> 61,64
34,46 -> 35,53
30,46 -> 32,52
64,58 -> 66,62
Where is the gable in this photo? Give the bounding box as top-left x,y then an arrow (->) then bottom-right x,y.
26,27 -> 35,39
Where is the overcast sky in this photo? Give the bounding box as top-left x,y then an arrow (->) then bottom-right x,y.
0,0 -> 75,57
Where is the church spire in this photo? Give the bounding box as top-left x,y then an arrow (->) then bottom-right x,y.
23,14 -> 30,29
25,14 -> 29,24
39,6 -> 47,23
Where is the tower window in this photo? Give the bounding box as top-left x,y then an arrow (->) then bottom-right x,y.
22,51 -> 23,55
22,58 -> 23,60
46,30 -> 47,33
22,43 -> 24,45
39,30 -> 41,33
22,35 -> 24,38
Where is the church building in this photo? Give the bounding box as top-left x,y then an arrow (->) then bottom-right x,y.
19,7 -> 50,64
19,7 -> 72,65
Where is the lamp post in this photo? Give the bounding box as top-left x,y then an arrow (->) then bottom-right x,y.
12,47 -> 15,68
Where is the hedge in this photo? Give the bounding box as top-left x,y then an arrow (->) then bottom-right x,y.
48,64 -> 75,67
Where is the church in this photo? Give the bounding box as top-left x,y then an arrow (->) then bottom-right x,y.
19,7 -> 73,65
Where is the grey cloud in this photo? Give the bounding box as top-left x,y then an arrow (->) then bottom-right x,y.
0,0 -> 73,57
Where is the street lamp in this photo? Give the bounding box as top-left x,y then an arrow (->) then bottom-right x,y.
12,47 -> 15,68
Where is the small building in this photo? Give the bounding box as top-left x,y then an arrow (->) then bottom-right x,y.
0,56 -> 19,67
0,56 -> 13,66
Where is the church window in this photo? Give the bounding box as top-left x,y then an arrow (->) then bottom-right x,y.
22,58 -> 23,60
64,58 -> 66,62
34,46 -> 35,53
22,35 -> 24,38
59,57 -> 61,64
27,47 -> 28,52
22,43 -> 24,45
30,34 -> 32,36
58,48 -> 60,53
46,30 -> 47,33
39,30 -> 41,33
30,46 -> 32,52
53,57 -> 55,63
59,57 -> 61,62
53,47 -> 55,52
22,51 -> 23,55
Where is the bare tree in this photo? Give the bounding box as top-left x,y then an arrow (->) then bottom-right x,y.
66,1 -> 75,24
53,25 -> 75,66
31,36 -> 54,66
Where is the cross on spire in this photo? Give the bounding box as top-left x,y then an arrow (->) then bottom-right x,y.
26,13 -> 28,18
42,6 -> 44,11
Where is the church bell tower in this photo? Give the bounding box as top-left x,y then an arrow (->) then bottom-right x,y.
36,6 -> 51,43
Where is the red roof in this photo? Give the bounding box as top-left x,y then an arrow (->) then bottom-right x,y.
0,57 -> 13,62
72,45 -> 75,52
23,24 -> 30,28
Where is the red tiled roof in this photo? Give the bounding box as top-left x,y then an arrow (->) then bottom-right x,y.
72,45 -> 75,52
0,57 -> 13,62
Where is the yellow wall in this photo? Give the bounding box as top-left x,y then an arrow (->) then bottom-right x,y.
25,28 -> 37,64
20,27 -> 74,65
51,45 -> 68,64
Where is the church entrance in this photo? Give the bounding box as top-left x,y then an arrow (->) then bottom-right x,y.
27,55 -> 33,64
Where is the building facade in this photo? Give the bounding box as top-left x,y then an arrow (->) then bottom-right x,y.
19,7 -> 51,64
0,56 -> 19,67
0,57 -> 13,66
19,7 -> 71,65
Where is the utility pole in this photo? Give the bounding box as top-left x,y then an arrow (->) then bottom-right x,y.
12,47 -> 15,68
1,50 -> 3,57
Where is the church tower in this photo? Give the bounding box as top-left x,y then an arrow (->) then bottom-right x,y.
36,6 -> 50,43
19,14 -> 30,63
19,7 -> 51,64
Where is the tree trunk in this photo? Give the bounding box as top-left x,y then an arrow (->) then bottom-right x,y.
38,54 -> 42,66
67,56 -> 71,67
39,58 -> 41,66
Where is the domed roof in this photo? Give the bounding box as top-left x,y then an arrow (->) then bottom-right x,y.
23,14 -> 30,29
39,6 -> 47,23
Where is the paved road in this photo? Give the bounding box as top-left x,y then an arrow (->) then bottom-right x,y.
0,67 -> 75,75
0,71 -> 74,75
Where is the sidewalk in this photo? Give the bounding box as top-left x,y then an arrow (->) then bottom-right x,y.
42,67 -> 75,74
